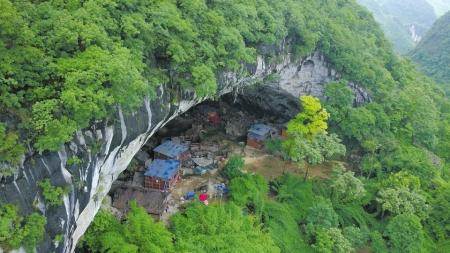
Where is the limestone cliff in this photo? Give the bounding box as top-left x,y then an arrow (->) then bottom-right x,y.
0,50 -> 370,253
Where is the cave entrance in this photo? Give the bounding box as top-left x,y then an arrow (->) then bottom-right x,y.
106,94 -> 288,221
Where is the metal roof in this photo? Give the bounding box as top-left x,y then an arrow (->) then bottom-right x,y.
144,159 -> 180,180
153,140 -> 188,158
248,124 -> 275,137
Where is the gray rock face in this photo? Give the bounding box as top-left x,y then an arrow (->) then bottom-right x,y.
0,50 -> 370,253
233,52 -> 371,120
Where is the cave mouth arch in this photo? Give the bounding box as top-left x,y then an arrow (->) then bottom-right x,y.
107,93 -> 290,218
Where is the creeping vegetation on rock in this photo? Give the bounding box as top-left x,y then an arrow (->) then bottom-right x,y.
0,123 -> 24,165
38,179 -> 67,207
67,156 -> 82,166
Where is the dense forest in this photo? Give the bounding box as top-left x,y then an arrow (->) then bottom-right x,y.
1,0 -> 449,252
411,11 -> 450,92
357,0 -> 437,54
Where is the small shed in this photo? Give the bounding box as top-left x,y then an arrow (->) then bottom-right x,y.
144,159 -> 181,191
247,124 -> 278,149
112,186 -> 169,218
153,140 -> 190,161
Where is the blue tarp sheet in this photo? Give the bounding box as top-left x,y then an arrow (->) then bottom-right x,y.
248,124 -> 274,138
248,132 -> 266,141
153,141 -> 188,158
145,159 -> 180,180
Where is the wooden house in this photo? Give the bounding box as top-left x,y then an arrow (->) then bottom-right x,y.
112,186 -> 169,219
247,124 -> 278,149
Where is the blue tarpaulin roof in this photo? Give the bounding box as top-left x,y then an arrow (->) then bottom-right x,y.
144,159 -> 180,180
153,141 -> 188,158
248,124 -> 274,137
248,132 -> 266,141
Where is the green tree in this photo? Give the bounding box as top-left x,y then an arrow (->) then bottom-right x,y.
313,228 -> 354,253
323,81 -> 354,127
82,210 -> 138,253
329,166 -> 366,204
377,187 -> 429,219
385,214 -> 424,253
286,96 -> 330,139
369,231 -> 388,253
0,123 -> 25,178
222,155 -> 245,180
376,172 -> 429,219
306,198 -> 339,235
425,182 -> 450,242
0,204 -> 46,252
123,202 -> 174,253
283,96 -> 345,179
229,174 -> 268,215
343,226 -> 368,250
81,201 -> 173,253
171,203 -> 280,253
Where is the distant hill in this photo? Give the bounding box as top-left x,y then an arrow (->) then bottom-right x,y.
411,11 -> 450,89
427,0 -> 450,16
358,0 -> 437,54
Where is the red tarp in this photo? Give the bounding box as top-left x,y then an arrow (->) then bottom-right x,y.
199,193 -> 208,202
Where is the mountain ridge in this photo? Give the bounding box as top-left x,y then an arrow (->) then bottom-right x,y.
411,11 -> 450,90
358,0 -> 437,54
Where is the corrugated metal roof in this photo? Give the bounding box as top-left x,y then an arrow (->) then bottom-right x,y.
145,159 -> 180,180
153,140 -> 188,158
248,124 -> 274,137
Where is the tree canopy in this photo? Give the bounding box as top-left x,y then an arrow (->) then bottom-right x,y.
0,0 -> 439,157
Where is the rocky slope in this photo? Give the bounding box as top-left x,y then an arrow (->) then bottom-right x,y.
0,49 -> 369,253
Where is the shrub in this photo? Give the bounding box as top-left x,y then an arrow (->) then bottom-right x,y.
229,174 -> 268,213
385,214 -> 424,253
66,156 -> 82,166
81,201 -> 173,252
222,155 -> 245,180
312,228 -> 354,253
263,201 -> 312,252
38,179 -> 66,207
171,203 -> 280,253
343,226 -> 368,249
370,231 -> 388,253
0,124 -> 25,164
265,139 -> 284,156
306,198 -> 339,235
274,174 -> 314,220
